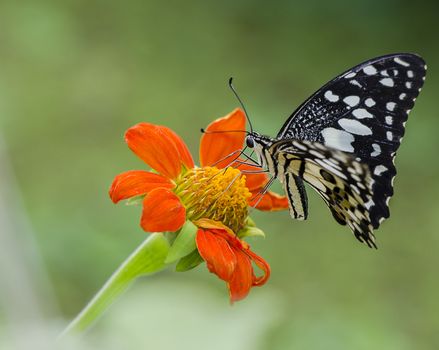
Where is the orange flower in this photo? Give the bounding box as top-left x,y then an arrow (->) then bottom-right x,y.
109,108 -> 288,302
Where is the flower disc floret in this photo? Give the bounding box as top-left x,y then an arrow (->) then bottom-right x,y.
175,167 -> 251,233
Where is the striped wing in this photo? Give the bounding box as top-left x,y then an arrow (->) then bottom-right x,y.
277,53 -> 426,229
273,139 -> 376,247
283,173 -> 308,220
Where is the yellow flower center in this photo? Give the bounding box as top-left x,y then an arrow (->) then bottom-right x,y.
175,166 -> 251,232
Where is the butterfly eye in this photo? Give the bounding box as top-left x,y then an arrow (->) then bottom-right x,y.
245,136 -> 255,148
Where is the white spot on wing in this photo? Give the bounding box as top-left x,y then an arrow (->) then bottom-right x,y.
374,165 -> 388,176
324,90 -> 339,102
394,57 -> 410,67
371,143 -> 381,157
293,142 -> 308,151
387,131 -> 393,141
407,70 -> 414,78
309,149 -> 325,159
352,108 -> 373,119
338,118 -> 372,135
321,127 -> 355,153
343,95 -> 360,107
365,98 -> 376,107
363,65 -> 377,75
406,82 -> 412,89
357,182 -> 366,190
350,80 -> 362,88
315,159 -> 347,180
322,158 -> 342,171
364,200 -> 374,210
399,93 -> 406,100
345,72 -> 356,78
385,116 -> 393,125
386,102 -> 396,111
380,78 -> 394,87
351,184 -> 360,195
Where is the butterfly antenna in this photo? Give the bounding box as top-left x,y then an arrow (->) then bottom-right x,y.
200,128 -> 248,134
228,77 -> 254,133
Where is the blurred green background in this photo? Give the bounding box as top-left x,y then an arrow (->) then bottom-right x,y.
1,0 -> 438,349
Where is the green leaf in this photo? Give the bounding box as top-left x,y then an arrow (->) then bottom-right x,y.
165,220 -> 198,263
176,250 -> 204,272
61,233 -> 169,336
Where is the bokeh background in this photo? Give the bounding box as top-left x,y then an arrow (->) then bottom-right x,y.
1,1 -> 438,349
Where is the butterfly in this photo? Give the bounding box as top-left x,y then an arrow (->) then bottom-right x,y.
243,53 -> 427,248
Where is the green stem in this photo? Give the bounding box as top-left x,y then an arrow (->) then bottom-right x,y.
60,233 -> 170,336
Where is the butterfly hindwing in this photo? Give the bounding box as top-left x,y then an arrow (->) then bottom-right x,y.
282,173 -> 308,220
276,53 -> 426,229
272,139 -> 376,247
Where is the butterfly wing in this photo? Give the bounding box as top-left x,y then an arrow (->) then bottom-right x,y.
283,173 -> 308,220
277,53 -> 426,229
273,139 -> 376,247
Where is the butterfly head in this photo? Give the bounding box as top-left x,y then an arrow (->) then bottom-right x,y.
245,132 -> 274,149
245,132 -> 277,172
245,134 -> 255,148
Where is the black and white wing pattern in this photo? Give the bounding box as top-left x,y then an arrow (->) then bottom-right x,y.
272,139 -> 376,247
277,53 -> 426,230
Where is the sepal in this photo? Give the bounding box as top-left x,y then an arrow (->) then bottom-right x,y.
175,250 -> 204,272
165,220 -> 197,263
237,217 -> 265,239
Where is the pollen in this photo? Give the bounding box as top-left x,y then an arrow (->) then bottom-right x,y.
175,167 -> 251,232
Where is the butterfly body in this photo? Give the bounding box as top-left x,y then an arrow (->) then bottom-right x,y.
245,53 -> 427,248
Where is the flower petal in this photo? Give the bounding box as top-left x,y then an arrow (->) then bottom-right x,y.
141,188 -> 186,232
194,218 -> 235,238
160,127 -> 194,170
109,170 -> 174,203
125,123 -> 194,179
238,162 -> 268,192
196,229 -> 237,281
246,249 -> 271,287
200,108 -> 246,168
228,248 -> 253,303
249,191 -> 289,211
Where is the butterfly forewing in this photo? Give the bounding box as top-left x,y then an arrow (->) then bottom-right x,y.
277,53 -> 426,229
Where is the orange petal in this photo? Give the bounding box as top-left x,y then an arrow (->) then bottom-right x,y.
237,161 -> 268,192
194,218 -> 235,238
228,248 -> 253,303
200,108 -> 246,168
160,127 -> 194,170
196,229 -> 237,281
125,123 -> 194,179
249,191 -> 289,211
246,249 -> 271,287
141,188 -> 186,232
109,170 -> 174,203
